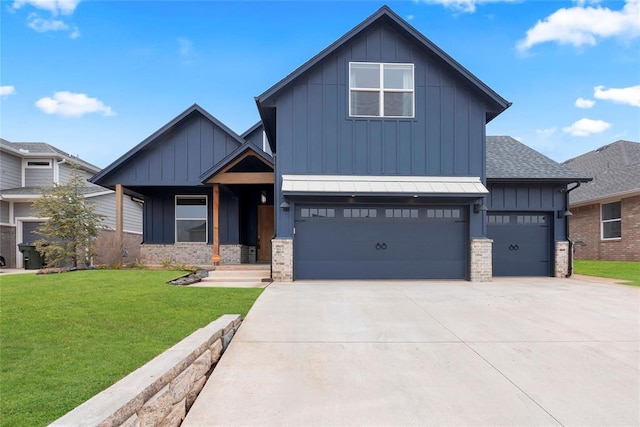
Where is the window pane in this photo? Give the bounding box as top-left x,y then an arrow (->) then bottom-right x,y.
602,202 -> 621,220
176,199 -> 206,218
383,64 -> 413,89
384,92 -> 413,116
603,220 -> 621,239
176,220 -> 206,242
351,91 -> 379,116
350,64 -> 380,88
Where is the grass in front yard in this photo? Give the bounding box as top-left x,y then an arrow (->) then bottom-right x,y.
0,270 -> 262,427
574,260 -> 640,286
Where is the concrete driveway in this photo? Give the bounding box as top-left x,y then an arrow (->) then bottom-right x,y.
183,277 -> 640,426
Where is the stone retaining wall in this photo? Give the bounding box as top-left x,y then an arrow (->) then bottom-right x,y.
141,244 -> 214,266
50,315 -> 241,427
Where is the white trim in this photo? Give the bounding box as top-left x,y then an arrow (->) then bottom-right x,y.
9,201 -> 14,225
53,160 -> 60,184
0,222 -> 14,227
84,190 -> 115,198
175,195 -> 208,243
600,201 -> 622,240
21,161 -> 25,187
24,158 -> 53,169
348,62 -> 415,118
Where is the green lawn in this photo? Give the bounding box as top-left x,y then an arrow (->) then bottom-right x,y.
0,270 -> 262,427
574,260 -> 640,286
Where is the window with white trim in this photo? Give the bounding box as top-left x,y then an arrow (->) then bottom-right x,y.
349,62 -> 414,117
601,202 -> 621,239
25,159 -> 52,168
175,196 -> 207,243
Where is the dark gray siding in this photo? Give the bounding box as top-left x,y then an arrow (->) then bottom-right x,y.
272,21 -> 489,236
98,113 -> 241,187
0,152 -> 21,190
141,186 -> 238,245
244,126 -> 272,156
486,183 -> 568,241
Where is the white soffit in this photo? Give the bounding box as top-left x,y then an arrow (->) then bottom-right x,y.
281,175 -> 489,195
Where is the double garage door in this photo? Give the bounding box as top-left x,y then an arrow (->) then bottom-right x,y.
294,205 -> 467,280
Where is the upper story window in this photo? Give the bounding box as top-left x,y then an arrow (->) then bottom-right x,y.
25,159 -> 52,168
349,62 -> 414,118
601,201 -> 621,239
175,196 -> 207,243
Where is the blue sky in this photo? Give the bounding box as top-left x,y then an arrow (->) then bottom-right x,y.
1,0 -> 638,168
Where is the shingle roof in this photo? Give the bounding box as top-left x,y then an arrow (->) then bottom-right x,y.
0,139 -> 100,173
562,140 -> 640,205
487,136 -> 589,181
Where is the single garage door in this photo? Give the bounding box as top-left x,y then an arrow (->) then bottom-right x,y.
487,212 -> 551,276
294,205 -> 467,280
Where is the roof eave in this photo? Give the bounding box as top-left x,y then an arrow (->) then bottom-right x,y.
487,177 -> 593,183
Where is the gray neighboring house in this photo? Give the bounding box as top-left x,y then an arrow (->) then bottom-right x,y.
562,140 -> 640,262
0,139 -> 143,268
92,6 -> 589,280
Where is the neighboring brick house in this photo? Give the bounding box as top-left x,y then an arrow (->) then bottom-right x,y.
563,140 -> 640,262
0,139 -> 143,268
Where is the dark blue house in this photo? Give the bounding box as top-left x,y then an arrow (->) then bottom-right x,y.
92,6 -> 588,281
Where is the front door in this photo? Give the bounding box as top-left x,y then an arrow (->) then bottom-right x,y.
257,205 -> 274,262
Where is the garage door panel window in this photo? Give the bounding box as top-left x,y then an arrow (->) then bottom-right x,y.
427,208 -> 460,219
175,196 -> 207,243
385,208 -> 418,219
601,202 -> 621,239
487,215 -> 510,224
300,208 -> 335,218
344,208 -> 376,218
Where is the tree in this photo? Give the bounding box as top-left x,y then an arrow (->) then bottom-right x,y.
32,165 -> 104,268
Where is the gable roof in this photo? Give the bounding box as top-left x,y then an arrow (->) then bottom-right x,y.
240,122 -> 263,140
256,6 -> 511,148
0,138 -> 100,173
486,136 -> 591,182
91,104 -> 246,185
199,141 -> 273,183
562,140 -> 640,205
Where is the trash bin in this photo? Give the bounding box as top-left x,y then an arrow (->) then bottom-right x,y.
18,243 -> 45,270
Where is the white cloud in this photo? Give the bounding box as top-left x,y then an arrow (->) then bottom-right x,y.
27,13 -> 68,32
575,97 -> 595,108
536,127 -> 557,136
418,0 -> 516,14
563,118 -> 611,136
35,91 -> 115,118
69,26 -> 80,39
12,0 -> 80,15
0,86 -> 17,98
594,84 -> 640,107
407,14 -> 415,21
517,0 -> 640,51
177,37 -> 193,57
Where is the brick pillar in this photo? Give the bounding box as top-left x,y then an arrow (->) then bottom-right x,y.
470,238 -> 492,282
271,238 -> 293,282
555,241 -> 570,278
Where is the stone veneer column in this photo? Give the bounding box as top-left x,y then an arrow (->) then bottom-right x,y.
271,238 -> 293,282
555,241 -> 570,278
470,238 -> 492,282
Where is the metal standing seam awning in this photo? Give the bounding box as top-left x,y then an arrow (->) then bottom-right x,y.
281,175 -> 489,197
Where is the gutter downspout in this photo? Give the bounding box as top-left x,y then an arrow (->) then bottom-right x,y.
565,182 -> 582,277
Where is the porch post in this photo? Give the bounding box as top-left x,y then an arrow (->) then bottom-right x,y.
115,184 -> 124,251
212,183 -> 220,264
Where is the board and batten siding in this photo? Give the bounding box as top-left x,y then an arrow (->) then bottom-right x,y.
142,187 -> 238,245
270,22 -> 488,178
269,21 -> 490,237
486,183 -> 568,241
0,152 -> 21,190
97,113 -> 241,187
